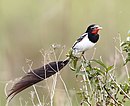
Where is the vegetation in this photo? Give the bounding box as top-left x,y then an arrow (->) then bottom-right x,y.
4,35 -> 130,106
68,36 -> 130,106
1,0 -> 130,106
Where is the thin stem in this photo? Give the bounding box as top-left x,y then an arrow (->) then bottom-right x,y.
19,97 -> 23,106
91,48 -> 96,59
50,74 -> 57,106
40,50 -> 51,93
81,70 -> 91,106
109,73 -> 130,100
103,85 -> 121,105
118,35 -> 129,79
30,97 -> 36,106
50,45 -> 59,106
84,71 -> 92,93
27,62 -> 42,106
59,75 -> 72,106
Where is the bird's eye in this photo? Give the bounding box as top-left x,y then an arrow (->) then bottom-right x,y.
92,27 -> 98,29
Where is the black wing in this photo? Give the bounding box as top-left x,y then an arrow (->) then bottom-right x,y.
72,33 -> 87,49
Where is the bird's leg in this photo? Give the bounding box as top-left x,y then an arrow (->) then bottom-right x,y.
82,55 -> 86,61
81,51 -> 86,61
81,52 -> 91,68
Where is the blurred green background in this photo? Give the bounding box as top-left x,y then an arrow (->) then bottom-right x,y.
0,0 -> 130,105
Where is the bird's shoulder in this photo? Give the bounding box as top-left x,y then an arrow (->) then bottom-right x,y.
76,33 -> 88,42
72,33 -> 88,48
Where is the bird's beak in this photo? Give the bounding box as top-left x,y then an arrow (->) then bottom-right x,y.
97,26 -> 103,30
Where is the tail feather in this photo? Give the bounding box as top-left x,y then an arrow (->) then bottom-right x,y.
7,58 -> 70,101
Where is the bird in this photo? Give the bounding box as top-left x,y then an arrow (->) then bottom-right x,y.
7,24 -> 102,101
72,24 -> 102,58
68,24 -> 102,68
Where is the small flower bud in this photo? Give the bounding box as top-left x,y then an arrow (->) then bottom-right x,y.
128,30 -> 130,36
127,30 -> 130,41
127,36 -> 130,41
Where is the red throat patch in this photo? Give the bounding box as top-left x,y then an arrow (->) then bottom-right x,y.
91,29 -> 99,34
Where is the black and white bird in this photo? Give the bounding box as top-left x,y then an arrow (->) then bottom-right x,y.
7,24 -> 102,101
72,24 -> 102,58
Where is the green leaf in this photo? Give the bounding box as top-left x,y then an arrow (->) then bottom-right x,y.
121,41 -> 130,46
124,83 -> 129,93
66,49 -> 72,58
121,42 -> 127,46
93,67 -> 105,75
76,65 -> 82,73
107,65 -> 114,72
73,60 -> 77,69
71,57 -> 78,69
76,71 -> 86,76
128,78 -> 130,82
91,59 -> 107,69
69,64 -> 76,71
124,57 -> 130,65
128,53 -> 130,56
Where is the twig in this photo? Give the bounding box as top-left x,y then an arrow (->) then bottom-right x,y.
91,48 -> 96,59
49,45 -> 60,106
27,62 -> 43,106
19,97 -> 23,106
103,85 -> 121,105
81,69 -> 91,106
116,34 -> 130,79
109,73 -> 130,100
59,75 -> 72,106
40,50 -> 51,94
50,74 -> 58,106
57,45 -> 72,106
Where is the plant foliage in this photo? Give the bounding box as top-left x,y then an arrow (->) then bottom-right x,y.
68,38 -> 130,106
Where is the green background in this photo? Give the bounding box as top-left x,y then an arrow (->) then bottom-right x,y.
0,0 -> 130,105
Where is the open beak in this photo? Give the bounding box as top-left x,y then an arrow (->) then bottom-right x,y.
91,25 -> 102,34
97,26 -> 103,30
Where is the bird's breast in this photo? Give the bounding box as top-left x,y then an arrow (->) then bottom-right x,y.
74,36 -> 95,52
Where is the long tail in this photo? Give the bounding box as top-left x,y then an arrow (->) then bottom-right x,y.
7,58 -> 70,101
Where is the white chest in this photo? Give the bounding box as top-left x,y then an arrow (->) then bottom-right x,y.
73,35 -> 95,52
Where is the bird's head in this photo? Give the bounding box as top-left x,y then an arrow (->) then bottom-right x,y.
86,24 -> 102,35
